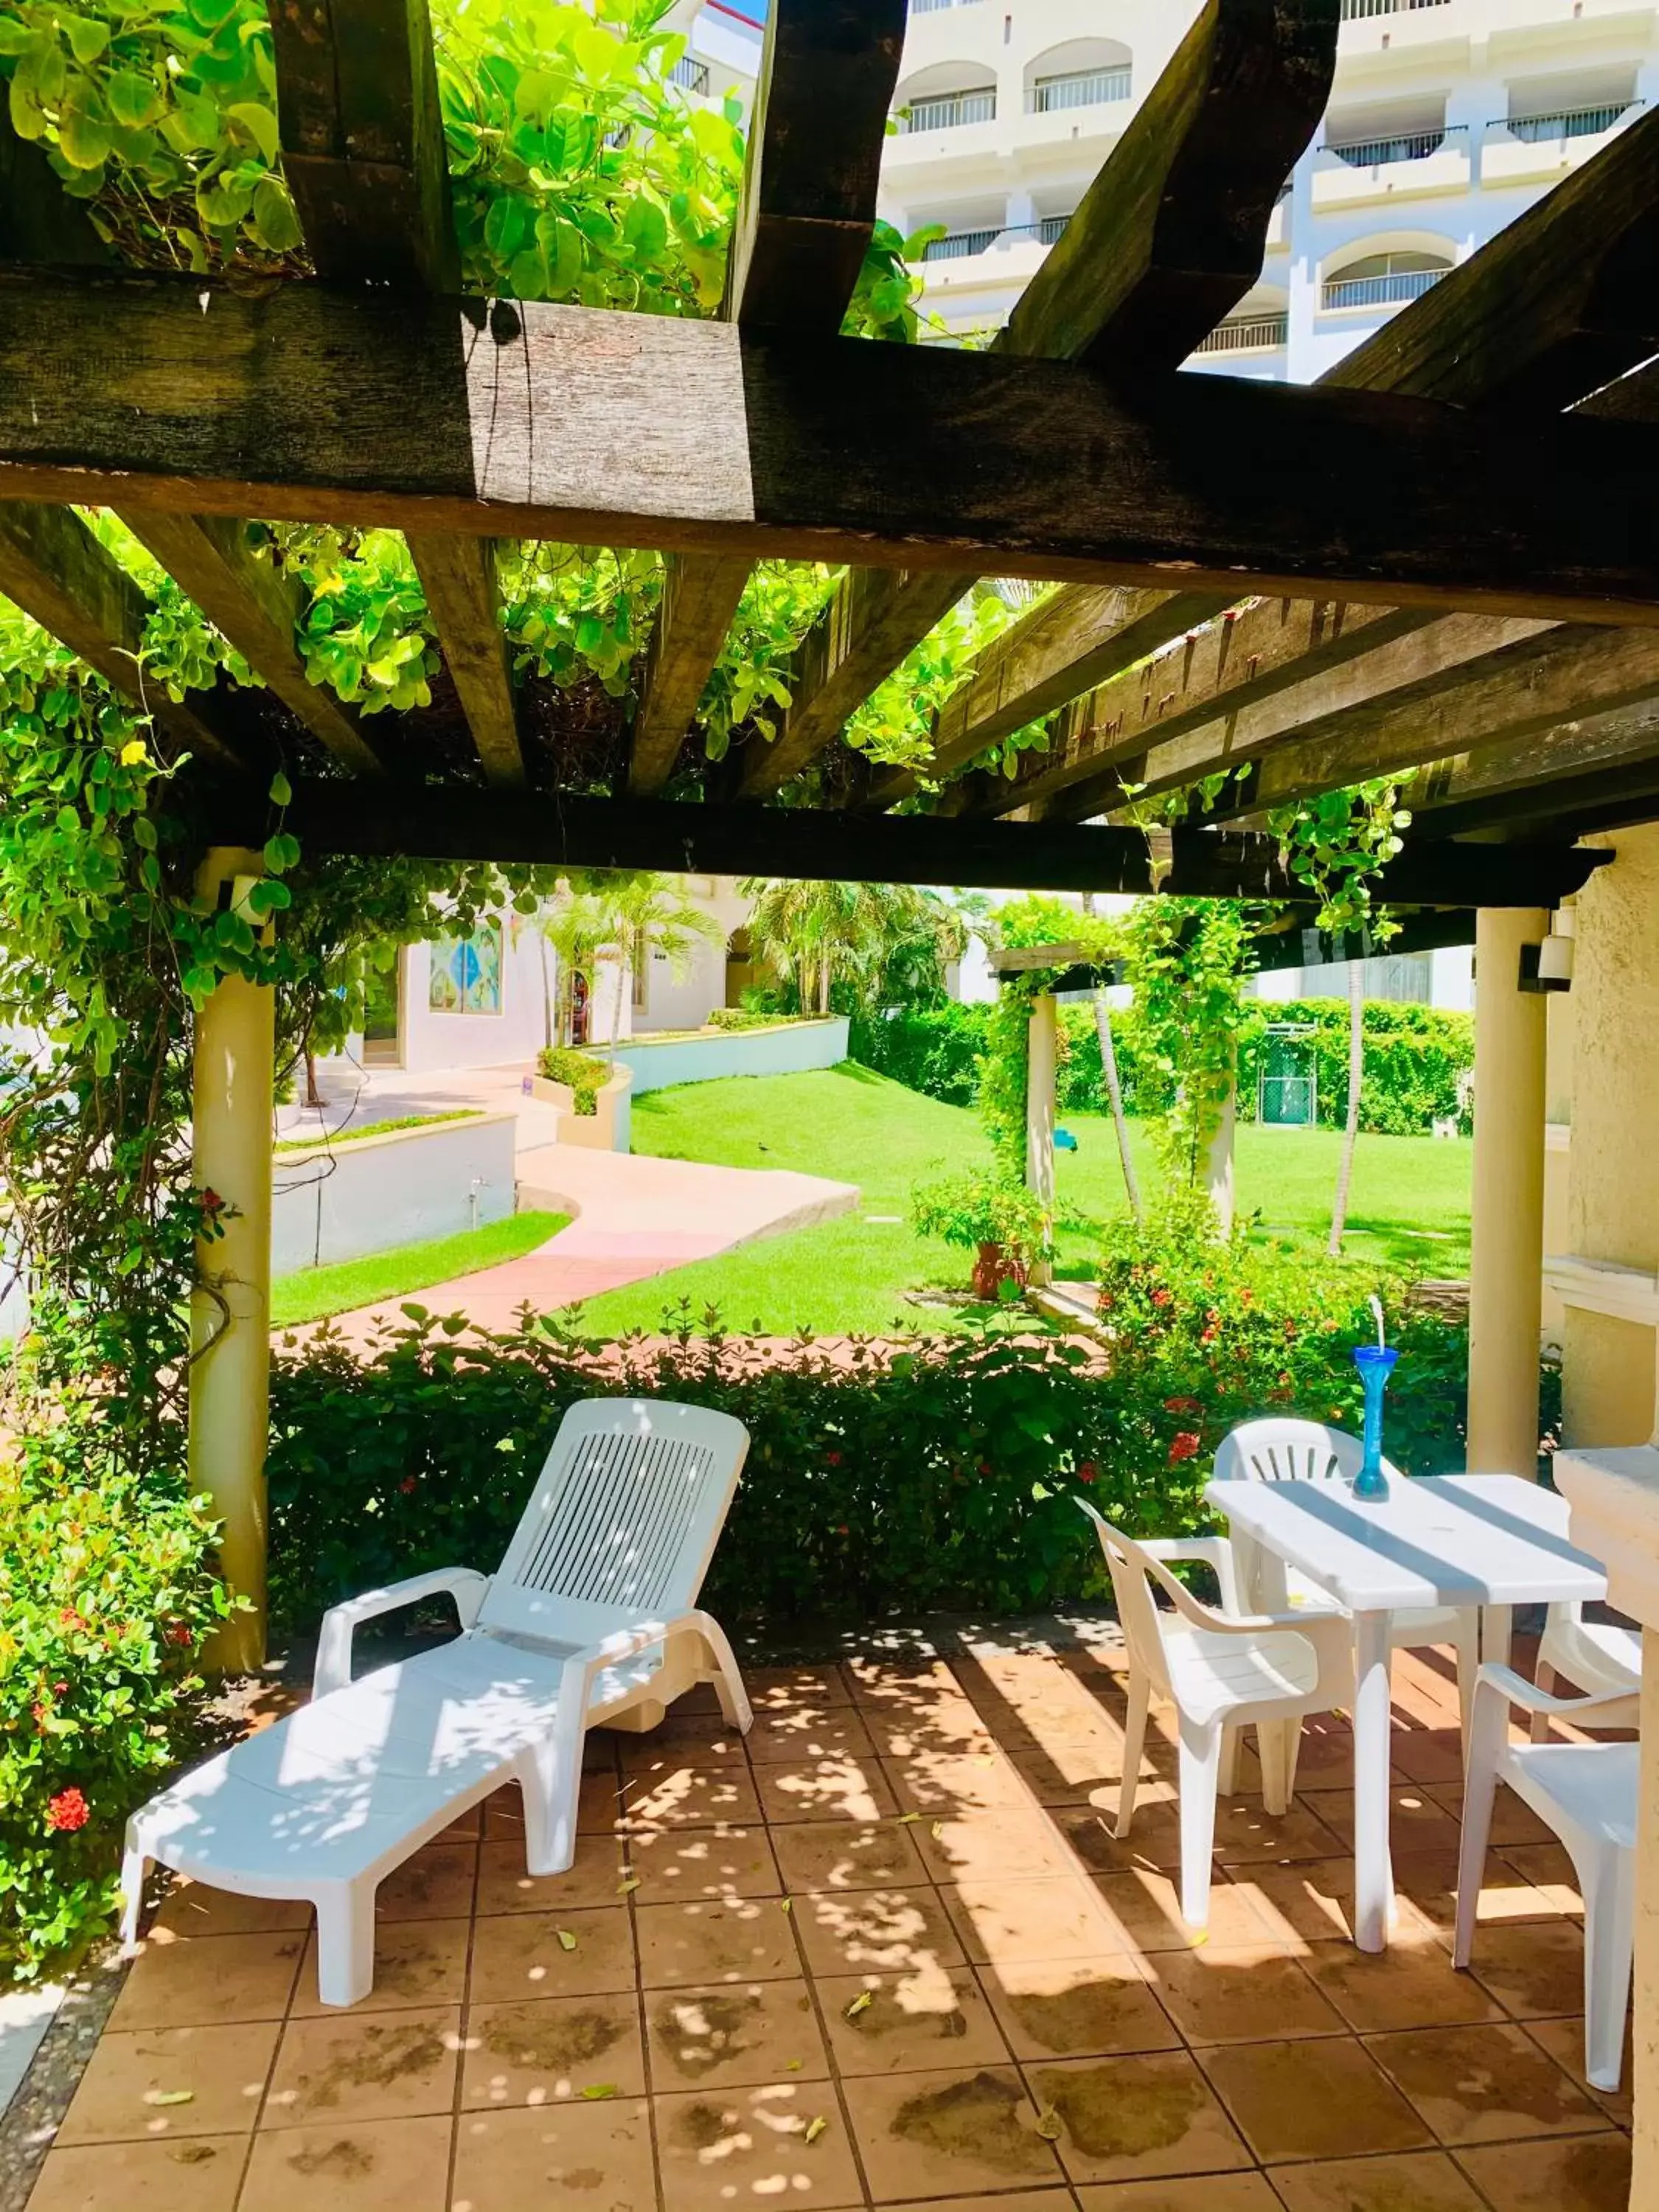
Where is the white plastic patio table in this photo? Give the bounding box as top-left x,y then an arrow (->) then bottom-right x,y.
1204,1472 -> 1607,1952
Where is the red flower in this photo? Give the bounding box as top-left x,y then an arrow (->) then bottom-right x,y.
1077,1461 -> 1097,1486
164,1623 -> 194,1648
201,1189 -> 223,1213
1167,1431 -> 1203,1467
1239,1289 -> 1253,1307
31,1702 -> 48,1729
46,1788 -> 88,1834
1162,1397 -> 1202,1416
399,1476 -> 418,1495
835,1524 -> 849,1536
826,1452 -> 842,1467
1150,1289 -> 1172,1308
58,1608 -> 86,1632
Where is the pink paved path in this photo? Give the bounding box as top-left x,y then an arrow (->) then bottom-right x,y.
316,1133 -> 859,1346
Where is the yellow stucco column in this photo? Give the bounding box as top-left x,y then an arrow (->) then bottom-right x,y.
190,849 -> 274,1672
1026,992 -> 1056,1288
1467,907 -> 1548,1475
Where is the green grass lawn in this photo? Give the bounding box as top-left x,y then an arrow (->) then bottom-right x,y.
571,1064 -> 1472,1338
271,1210 -> 568,1328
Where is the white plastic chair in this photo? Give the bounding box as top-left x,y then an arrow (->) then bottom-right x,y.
1215,1419 -> 1481,1750
1529,1601 -> 1643,1742
122,1398 -> 751,2006
1077,1502 -> 1353,1931
1455,1663 -> 1638,2090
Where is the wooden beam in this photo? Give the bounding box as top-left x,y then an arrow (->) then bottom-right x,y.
1245,625 -> 1659,815
269,0 -> 457,291
119,512 -> 386,776
15,276 -> 1659,621
1409,702 -> 1659,838
0,109 -> 112,268
259,780 -> 1607,905
1327,108 -> 1659,414
629,0 -> 907,795
737,0 -> 1342,801
406,534 -> 521,787
0,503 -> 251,769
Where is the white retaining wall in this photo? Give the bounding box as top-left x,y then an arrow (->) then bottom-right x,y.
272,1111 -> 518,1275
614,1017 -> 850,1096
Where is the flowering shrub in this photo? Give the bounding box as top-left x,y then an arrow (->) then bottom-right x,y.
0,1391 -> 232,1980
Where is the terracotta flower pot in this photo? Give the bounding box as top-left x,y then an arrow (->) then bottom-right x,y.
973,1242 -> 1029,1301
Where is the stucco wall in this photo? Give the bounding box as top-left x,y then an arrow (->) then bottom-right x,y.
615,1018 -> 850,1096
272,1111 -> 518,1273
1561,826 -> 1659,1445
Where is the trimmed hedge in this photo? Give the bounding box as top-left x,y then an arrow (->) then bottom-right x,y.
850,997 -> 1473,1138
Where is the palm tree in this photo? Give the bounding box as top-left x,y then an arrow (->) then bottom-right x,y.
1329,951 -> 1366,1254
740,878 -> 968,1013
1081,891 -> 1144,1228
602,873 -> 723,1051
535,886 -> 623,1047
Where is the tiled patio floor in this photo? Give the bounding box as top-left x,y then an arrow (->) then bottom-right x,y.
27,1640 -> 1632,2212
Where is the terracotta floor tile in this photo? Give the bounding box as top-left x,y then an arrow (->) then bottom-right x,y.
846,1658 -> 963,1709
468,1905 -> 637,2003
1300,1936 -> 1506,2034
262,2006 -> 462,2127
1524,2013 -> 1632,2125
55,2021 -> 279,2144
1301,1787 -> 1462,1857
645,1977 -> 827,2089
1453,2130 -> 1633,2211
880,1751 -> 1034,1816
1007,1747 -> 1154,1806
942,1875 -> 1131,1966
1267,2149 -> 1489,2210
841,2062 -> 1065,2201
757,1755 -> 900,1826
770,1817 -> 927,1894
1498,1842 -> 1586,1918
627,1820 -> 782,1901
1464,1919 -> 1590,2019
1221,1860 -> 1371,1951
1091,1868 -> 1276,1953
635,1895 -> 800,1987
1211,1800 -> 1350,1865
1363,2020 -> 1602,2144
451,2099 -> 655,2210
616,1728 -> 751,1773
618,1709 -> 743,1756
1072,2179 -> 1281,2211
109,1929 -> 305,2031
744,1706 -> 877,1764
152,1882 -> 310,1939
1027,2050 -> 1253,2185
473,1832 -> 627,1915
458,1992 -> 645,2107
618,1759 -> 765,1832
891,2196 -> 1074,2212
654,2079 -> 865,2211
1150,1944 -> 1346,2046
862,1701 -> 999,1762
817,1964 -> 1009,2074
1389,1727 -> 1470,1787
573,1767 -> 630,1835
22,2135 -> 244,2211
914,1809 -> 1077,1886
1066,1801 -> 1189,1874
1200,2037 -> 1433,2163
978,1955 -> 1179,2062
1391,1850 -> 1556,1937
793,1883 -> 967,1978
373,1844 -> 477,1923
289,1918 -> 470,2017
1430,1782 -> 1557,1848
745,1663 -> 854,1711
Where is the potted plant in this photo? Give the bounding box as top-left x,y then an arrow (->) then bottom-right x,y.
911,1173 -> 1053,1301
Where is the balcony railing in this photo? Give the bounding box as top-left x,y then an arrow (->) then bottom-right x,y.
669,55 -> 710,95
1192,313 -> 1290,355
1500,100 -> 1641,142
898,88 -> 996,132
922,215 -> 1073,262
1321,265 -> 1447,310
1340,0 -> 1451,16
1028,66 -> 1132,114
909,0 -> 984,13
1324,122 -> 1465,167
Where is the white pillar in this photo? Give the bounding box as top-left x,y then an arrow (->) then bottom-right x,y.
1467,908 -> 1548,1475
1202,1075 -> 1237,1239
189,850 -> 274,1672
1026,993 -> 1056,1287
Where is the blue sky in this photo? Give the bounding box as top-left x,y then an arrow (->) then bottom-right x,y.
708,0 -> 768,22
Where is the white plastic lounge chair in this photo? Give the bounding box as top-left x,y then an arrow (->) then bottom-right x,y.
121,1397 -> 751,2006
1215,1418 -> 1481,1756
1078,1502 -> 1352,1930
1529,1599 -> 1642,1742
1455,1662 -> 1638,2090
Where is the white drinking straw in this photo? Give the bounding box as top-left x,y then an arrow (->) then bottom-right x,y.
1368,1293 -> 1386,1351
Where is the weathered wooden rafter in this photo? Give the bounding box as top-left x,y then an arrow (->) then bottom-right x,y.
734,0 -> 1342,801
257,780 -> 1607,905
12,274 -> 1659,623
1403,702 -> 1659,840
626,0 -> 907,796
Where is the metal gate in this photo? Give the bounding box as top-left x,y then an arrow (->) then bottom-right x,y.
1257,1025 -> 1318,1127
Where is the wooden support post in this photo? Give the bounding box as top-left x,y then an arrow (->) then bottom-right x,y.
190,849 -> 274,1671
1026,993 -> 1057,1288
1467,907 -> 1548,1477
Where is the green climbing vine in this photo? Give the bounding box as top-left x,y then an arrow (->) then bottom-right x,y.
1265,774 -> 1414,948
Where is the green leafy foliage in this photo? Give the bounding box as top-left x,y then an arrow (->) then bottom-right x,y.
536,1044 -> 609,1113
1116,898 -> 1261,1206
910,1172 -> 1052,1290
1266,776 -> 1414,946
0,1375 -> 231,1979
705,1007 -> 813,1033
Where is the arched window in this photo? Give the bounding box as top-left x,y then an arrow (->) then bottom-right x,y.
1025,38 -> 1132,114
895,62 -> 996,132
1322,247 -> 1451,310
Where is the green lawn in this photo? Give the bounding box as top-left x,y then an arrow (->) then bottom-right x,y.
571,1065 -> 1472,1338
271,1210 -> 568,1328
